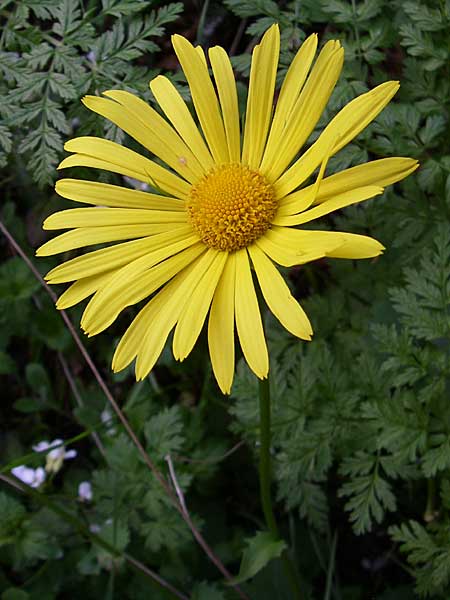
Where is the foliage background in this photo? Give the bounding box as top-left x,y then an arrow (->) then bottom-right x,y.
1,0 -> 450,598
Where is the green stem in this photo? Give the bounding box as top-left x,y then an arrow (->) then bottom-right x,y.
258,377 -> 279,536
258,377 -> 304,600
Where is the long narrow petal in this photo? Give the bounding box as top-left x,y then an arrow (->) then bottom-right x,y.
234,249 -> 268,379
61,137 -> 190,199
272,131 -> 337,224
84,93 -> 204,182
37,224 -> 180,256
262,40 -> 343,181
256,235 -> 321,267
276,158 -> 419,218
45,227 -> 196,283
173,250 -> 227,360
134,249 -> 218,380
248,244 -> 312,340
256,227 -> 344,266
112,265 -> 194,373
324,232 -> 385,259
274,185 -> 383,226
274,81 -> 400,198
102,91 -> 206,180
150,76 -> 214,172
208,253 -> 236,395
172,35 -> 229,164
268,227 -> 384,259
44,207 -> 187,230
276,157 -> 419,218
55,179 -> 185,211
81,243 -> 205,336
56,270 -> 117,309
242,24 -> 280,169
209,46 -> 240,163
261,34 -> 318,172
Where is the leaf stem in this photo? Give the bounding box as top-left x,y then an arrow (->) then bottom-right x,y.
258,377 -> 304,600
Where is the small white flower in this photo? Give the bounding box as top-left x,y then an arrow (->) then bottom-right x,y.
11,465 -> 46,488
78,481 -> 93,502
89,523 -> 101,534
33,439 -> 77,474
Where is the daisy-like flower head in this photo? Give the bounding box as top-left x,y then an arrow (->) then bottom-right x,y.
38,25 -> 418,394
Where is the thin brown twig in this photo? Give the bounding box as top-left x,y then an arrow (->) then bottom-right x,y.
0,219 -> 247,599
165,454 -> 250,600
0,474 -> 189,600
57,351 -> 106,458
123,553 -> 189,600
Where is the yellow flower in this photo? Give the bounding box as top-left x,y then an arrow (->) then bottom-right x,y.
38,25 -> 417,394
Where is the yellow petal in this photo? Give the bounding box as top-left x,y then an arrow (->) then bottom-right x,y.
275,81 -> 400,198
37,223 -> 178,256
256,227 -> 344,266
208,46 -> 241,163
134,249 -> 218,379
43,207 -> 187,230
248,244 -> 312,340
276,158 -> 419,218
208,253 -> 236,395
45,227 -> 195,283
112,267 -> 192,373
173,249 -> 227,360
172,35 -> 228,164
84,92 -> 204,181
255,235 -> 322,267
234,249 -> 268,379
261,34 -> 317,173
55,179 -> 185,211
274,185 -> 384,226
56,270 -> 117,309
150,76 -> 214,172
194,44 -> 208,68
61,137 -> 190,199
272,131 -> 337,225
268,227 -> 384,259
262,39 -> 343,181
242,24 -> 280,169
325,232 -> 385,259
81,242 -> 205,336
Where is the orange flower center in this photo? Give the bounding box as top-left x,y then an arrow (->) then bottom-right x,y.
187,164 -> 277,252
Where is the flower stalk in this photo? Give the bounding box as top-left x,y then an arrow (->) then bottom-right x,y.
258,376 -> 303,600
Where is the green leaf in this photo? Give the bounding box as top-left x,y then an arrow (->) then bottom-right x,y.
228,531 -> 287,585
0,351 -> 16,375
25,363 -> 51,402
13,397 -> 44,413
2,589 -> 30,600
190,582 -> 226,600
0,493 -> 26,540
144,406 -> 185,459
0,258 -> 40,302
339,452 -> 396,534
